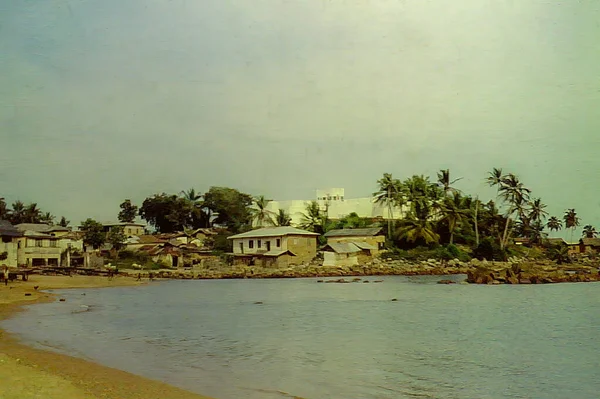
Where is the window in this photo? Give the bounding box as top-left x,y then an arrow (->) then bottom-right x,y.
36,239 -> 43,247
1,236 -> 11,243
49,240 -> 57,248
249,240 -> 254,249
258,240 -> 262,248
276,239 -> 281,247
239,242 -> 244,253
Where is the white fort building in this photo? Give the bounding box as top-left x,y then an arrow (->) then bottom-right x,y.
263,188 -> 406,227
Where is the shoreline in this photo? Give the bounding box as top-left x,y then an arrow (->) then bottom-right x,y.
0,275 -> 215,399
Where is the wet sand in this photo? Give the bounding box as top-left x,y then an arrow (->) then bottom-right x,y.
0,275 -> 214,399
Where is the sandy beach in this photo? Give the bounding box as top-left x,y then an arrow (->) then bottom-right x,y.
0,275 -> 214,399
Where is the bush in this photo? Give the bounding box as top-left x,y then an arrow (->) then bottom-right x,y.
472,237 -> 506,261
380,245 -> 470,262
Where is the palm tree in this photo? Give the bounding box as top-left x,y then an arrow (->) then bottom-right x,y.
437,169 -> 462,196
486,167 -> 503,194
252,195 -> 275,227
40,212 -> 55,225
563,209 -> 580,243
546,216 -> 562,232
299,201 -> 325,234
274,209 -> 292,226
9,201 -> 26,224
396,217 -> 440,245
528,198 -> 548,224
582,225 -> 597,238
180,188 -> 211,228
0,198 -> 8,220
373,173 -> 403,240
439,192 -> 470,244
58,216 -> 70,227
494,172 -> 531,250
23,203 -> 42,223
180,188 -> 202,203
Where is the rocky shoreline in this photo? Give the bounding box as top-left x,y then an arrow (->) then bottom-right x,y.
123,257 -> 600,284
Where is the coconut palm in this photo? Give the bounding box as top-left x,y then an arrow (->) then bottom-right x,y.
396,217 -> 439,245
495,173 -> 531,250
486,167 -> 503,194
274,209 -> 292,227
0,198 -> 8,220
437,169 -> 462,196
58,216 -> 70,227
563,209 -> 580,243
373,173 -> 403,240
40,212 -> 55,225
299,201 -> 325,234
180,188 -> 202,203
180,188 -> 211,228
528,198 -> 548,224
439,192 -> 470,244
252,195 -> 275,227
23,203 -> 42,223
582,225 -> 597,238
9,201 -> 26,224
546,216 -> 562,232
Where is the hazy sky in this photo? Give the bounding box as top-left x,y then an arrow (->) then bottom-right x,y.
1,0 -> 599,237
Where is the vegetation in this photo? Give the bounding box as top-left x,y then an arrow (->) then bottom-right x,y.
118,200 -> 139,223
80,219 -> 106,250
107,226 -> 127,252
0,197 -> 68,226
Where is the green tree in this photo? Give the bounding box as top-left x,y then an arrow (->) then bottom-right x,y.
139,193 -> 193,233
180,188 -> 212,229
299,201 -> 326,234
437,169 -> 462,196
274,209 -> 292,227
58,216 -> 70,227
439,192 -> 470,244
23,203 -> 42,223
373,173 -> 403,240
563,208 -> 580,243
118,199 -> 139,223
80,219 -> 106,250
40,212 -> 55,225
251,195 -> 275,227
582,225 -> 597,238
202,187 -> 254,233
332,212 -> 372,230
546,216 -> 562,232
0,198 -> 8,220
9,201 -> 26,224
107,226 -> 127,251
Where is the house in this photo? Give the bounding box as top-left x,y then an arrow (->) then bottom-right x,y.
15,223 -> 72,237
545,238 -> 567,247
79,222 -> 146,238
124,235 -> 167,252
324,227 -> 386,254
566,242 -> 581,254
16,230 -> 62,267
0,220 -> 21,267
227,226 -> 319,268
580,238 -> 600,253
321,241 -> 377,267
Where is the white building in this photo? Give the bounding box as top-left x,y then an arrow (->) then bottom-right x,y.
263,188 -> 407,227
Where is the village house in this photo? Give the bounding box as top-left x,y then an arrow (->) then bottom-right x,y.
15,223 -> 83,253
0,220 -> 21,267
545,238 -> 567,247
324,227 -> 386,253
227,226 -> 319,268
579,238 -> 600,254
16,230 -> 62,267
92,222 -> 146,237
321,241 -> 377,267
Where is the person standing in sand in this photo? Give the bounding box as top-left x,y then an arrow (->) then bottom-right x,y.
2,265 -> 8,286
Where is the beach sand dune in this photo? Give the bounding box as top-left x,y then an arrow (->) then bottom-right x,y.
0,275 -> 214,399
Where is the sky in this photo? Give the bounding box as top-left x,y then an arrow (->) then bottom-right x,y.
1,0 -> 599,238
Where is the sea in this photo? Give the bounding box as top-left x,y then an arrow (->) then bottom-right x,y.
2,276 -> 600,399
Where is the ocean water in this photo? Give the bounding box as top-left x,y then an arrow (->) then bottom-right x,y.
3,276 -> 600,399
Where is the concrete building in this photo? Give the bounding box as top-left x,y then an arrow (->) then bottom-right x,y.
0,220 -> 21,267
227,226 -> 319,268
17,231 -> 62,267
101,222 -> 146,237
263,188 -> 406,227
324,227 -> 386,253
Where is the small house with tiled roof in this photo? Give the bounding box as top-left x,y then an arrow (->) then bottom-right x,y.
580,237 -> 600,253
324,227 -> 386,253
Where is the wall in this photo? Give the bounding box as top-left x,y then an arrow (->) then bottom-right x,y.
0,238 -> 18,267
17,237 -> 62,266
286,236 -> 317,264
323,251 -> 358,267
232,236 -> 285,255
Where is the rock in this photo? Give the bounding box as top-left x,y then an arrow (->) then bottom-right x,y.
519,279 -> 532,284
391,298 -> 398,301
363,280 -> 369,283
59,298 -> 66,302
24,293 -> 31,296
254,301 -> 263,305
491,280 -> 501,285
437,279 -> 455,284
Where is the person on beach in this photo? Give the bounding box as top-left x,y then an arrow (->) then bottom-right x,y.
2,265 -> 9,286
136,272 -> 141,281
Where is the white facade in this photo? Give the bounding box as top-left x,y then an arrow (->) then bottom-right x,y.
264,189 -> 407,226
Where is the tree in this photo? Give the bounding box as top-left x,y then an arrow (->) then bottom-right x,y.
80,219 -> 106,250
373,173 -> 404,240
252,195 -> 275,227
0,198 -> 8,220
486,167 -> 503,193
9,201 -> 26,224
180,188 -> 212,229
23,203 -> 42,223
582,225 -> 597,238
118,199 -> 139,223
58,216 -> 70,227
437,169 -> 462,195
299,201 -> 326,234
547,216 -> 562,232
439,192 -> 470,244
274,209 -> 292,227
40,212 -> 55,225
332,212 -> 372,230
563,209 -> 580,243
139,193 -> 193,233
107,226 -> 127,252
528,198 -> 548,224
202,187 -> 254,233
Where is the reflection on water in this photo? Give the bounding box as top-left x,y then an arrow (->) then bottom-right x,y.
3,276 -> 600,399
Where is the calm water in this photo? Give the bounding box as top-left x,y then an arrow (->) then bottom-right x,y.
3,276 -> 600,399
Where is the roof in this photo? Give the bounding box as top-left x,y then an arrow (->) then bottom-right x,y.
322,242 -> 362,254
546,238 -> 567,245
15,223 -> 52,233
227,226 -> 319,240
22,230 -> 59,239
129,235 -> 167,244
581,237 -> 600,247
262,250 -> 296,257
324,227 -> 383,238
100,222 -> 146,227
0,220 -> 21,237
352,241 -> 377,250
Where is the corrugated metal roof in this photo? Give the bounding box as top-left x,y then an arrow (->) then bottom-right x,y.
262,250 -> 296,257
352,241 -> 377,250
324,227 -> 383,238
0,220 -> 21,237
322,242 -> 361,254
581,238 -> 600,246
15,223 -> 52,233
227,226 -> 319,239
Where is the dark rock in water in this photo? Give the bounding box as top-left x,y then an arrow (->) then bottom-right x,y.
352,278 -> 361,282
390,298 -> 398,301
519,279 -> 532,284
437,279 -> 455,284
373,280 -> 383,283
363,280 -> 370,283
59,298 -> 66,302
316,280 -> 324,283
254,301 -> 263,305
24,293 -> 31,296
